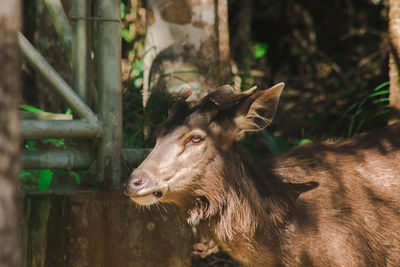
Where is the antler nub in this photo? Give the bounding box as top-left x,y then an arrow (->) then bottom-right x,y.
171,84 -> 193,101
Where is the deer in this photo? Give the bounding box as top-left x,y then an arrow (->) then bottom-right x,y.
125,83 -> 400,266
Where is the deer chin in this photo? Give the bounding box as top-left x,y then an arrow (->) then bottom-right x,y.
127,183 -> 168,206
130,192 -> 161,206
128,187 -> 165,206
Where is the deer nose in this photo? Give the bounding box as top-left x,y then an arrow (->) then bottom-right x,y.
126,174 -> 148,196
126,169 -> 157,196
130,177 -> 147,189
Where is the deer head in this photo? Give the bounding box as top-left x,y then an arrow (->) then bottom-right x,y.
125,83 -> 285,207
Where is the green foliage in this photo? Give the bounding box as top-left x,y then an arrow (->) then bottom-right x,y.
229,0 -> 390,145
252,42 -> 268,59
25,140 -> 37,151
69,171 -> 81,184
21,137 -> 82,190
20,105 -> 45,113
123,59 -> 148,148
120,0 -> 149,147
295,138 -> 312,146
122,28 -> 134,43
121,1 -> 127,18
120,2 -> 134,42
21,106 -> 81,190
43,138 -> 65,148
38,170 -> 53,190
20,169 -> 81,191
341,81 -> 390,137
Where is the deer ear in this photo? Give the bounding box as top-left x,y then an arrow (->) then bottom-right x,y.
234,83 -> 284,135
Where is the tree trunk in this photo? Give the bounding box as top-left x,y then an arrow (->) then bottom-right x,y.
389,0 -> 400,118
143,0 -> 232,105
142,0 -> 231,140
230,0 -> 252,67
0,0 -> 22,266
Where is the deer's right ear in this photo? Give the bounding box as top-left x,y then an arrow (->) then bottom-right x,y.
234,83 -> 284,136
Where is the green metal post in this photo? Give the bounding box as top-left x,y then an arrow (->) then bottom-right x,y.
22,148 -> 150,170
71,0 -> 88,102
21,120 -> 103,139
93,0 -> 122,189
22,149 -> 92,170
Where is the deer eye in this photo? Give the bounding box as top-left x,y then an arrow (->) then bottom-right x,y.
189,134 -> 204,144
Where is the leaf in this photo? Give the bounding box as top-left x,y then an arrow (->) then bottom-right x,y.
296,139 -> 312,147
43,138 -> 65,148
122,28 -> 134,43
368,90 -> 389,97
38,170 -> 53,191
121,2 -> 127,19
25,140 -> 37,151
134,77 -> 143,88
373,81 -> 389,92
20,104 -> 45,113
69,171 -> 81,184
253,43 -> 268,59
373,98 -> 389,104
20,170 -> 33,179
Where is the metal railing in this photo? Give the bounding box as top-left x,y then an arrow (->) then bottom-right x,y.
19,0 -> 143,190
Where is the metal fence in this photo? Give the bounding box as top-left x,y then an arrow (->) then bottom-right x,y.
19,0 -> 146,190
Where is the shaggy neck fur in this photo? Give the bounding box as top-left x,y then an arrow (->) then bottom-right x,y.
187,147 -> 293,266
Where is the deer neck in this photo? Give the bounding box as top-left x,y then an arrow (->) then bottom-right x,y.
189,151 -> 291,266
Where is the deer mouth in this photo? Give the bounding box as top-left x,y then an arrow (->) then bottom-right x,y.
129,191 -> 163,206
127,187 -> 165,206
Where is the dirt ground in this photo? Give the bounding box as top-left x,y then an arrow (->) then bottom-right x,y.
191,251 -> 241,267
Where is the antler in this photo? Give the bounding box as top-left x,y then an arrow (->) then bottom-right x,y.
171,84 -> 193,101
168,85 -> 192,119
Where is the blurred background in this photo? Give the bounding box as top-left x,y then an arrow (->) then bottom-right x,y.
119,0 -> 391,158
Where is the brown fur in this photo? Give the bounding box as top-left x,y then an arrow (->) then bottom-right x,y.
126,84 -> 400,266
272,124 -> 400,266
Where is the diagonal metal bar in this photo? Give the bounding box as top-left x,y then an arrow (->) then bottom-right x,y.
44,0 -> 72,66
18,32 -> 97,121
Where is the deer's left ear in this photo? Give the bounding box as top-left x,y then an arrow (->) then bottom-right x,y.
234,83 -> 284,136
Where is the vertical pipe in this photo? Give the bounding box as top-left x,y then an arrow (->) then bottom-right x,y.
93,0 -> 122,189
71,0 -> 88,103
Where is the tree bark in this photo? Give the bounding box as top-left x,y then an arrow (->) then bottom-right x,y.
143,0 -> 232,105
142,0 -> 232,140
389,0 -> 400,118
230,0 -> 252,67
0,0 -> 22,266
